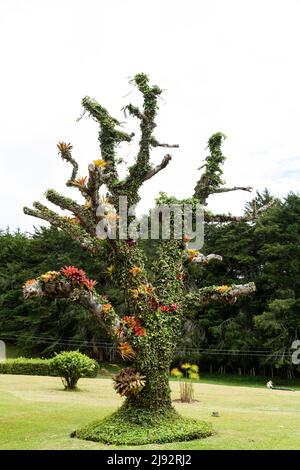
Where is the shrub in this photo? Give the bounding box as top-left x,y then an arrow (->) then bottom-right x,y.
0,357 -> 51,376
0,355 -> 99,379
50,351 -> 98,390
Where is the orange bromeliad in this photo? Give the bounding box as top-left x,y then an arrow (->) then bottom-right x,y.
119,342 -> 135,359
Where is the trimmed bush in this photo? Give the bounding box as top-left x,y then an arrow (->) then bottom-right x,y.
0,357 -> 51,376
0,355 -> 99,379
50,351 -> 98,390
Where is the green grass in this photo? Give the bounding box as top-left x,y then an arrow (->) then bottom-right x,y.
1,374 -> 300,449
198,372 -> 300,389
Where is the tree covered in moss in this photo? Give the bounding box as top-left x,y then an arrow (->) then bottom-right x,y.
23,74 -> 264,443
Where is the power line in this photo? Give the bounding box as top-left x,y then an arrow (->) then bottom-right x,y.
0,333 -> 294,358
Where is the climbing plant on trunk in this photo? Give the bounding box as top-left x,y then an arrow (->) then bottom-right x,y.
23,74 -> 263,444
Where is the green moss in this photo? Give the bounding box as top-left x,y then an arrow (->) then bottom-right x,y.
75,408 -> 212,445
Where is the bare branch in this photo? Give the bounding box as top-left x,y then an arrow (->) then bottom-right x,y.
142,154 -> 172,182
212,186 -> 252,194
205,200 -> 274,223
190,253 -> 223,264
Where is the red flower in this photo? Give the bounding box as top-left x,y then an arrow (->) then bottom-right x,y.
125,239 -> 136,247
122,316 -> 146,337
61,266 -> 86,283
83,278 -> 97,290
122,316 -> 136,329
160,305 -> 170,312
171,304 -> 177,311
134,325 -> 146,336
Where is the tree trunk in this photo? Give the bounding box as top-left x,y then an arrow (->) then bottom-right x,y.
124,365 -> 173,416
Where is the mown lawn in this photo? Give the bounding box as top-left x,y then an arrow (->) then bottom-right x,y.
1,374 -> 300,450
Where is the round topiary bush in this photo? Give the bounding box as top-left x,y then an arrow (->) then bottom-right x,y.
50,350 -> 98,390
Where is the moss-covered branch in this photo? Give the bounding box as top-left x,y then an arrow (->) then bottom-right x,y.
119,74 -> 178,204
23,268 -> 120,339
186,282 -> 256,308
57,142 -> 79,186
23,202 -> 102,254
81,96 -> 133,186
193,133 -> 252,205
45,189 -> 96,234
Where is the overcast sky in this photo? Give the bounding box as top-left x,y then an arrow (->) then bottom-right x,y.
1,0 -> 300,233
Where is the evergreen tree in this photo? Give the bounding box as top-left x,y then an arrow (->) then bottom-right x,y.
0,227 -> 122,356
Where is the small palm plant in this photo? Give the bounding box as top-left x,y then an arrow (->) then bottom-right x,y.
171,363 -> 199,403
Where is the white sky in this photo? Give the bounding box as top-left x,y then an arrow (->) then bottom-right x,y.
1,0 -> 300,232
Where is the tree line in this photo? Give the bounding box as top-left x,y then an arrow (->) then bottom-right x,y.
1,189 -> 300,377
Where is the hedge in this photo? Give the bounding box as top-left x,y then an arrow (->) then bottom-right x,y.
0,357 -> 99,377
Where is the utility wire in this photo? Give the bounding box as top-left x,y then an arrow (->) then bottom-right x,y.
0,334 -> 294,358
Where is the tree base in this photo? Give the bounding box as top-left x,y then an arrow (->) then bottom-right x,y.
74,407 -> 213,445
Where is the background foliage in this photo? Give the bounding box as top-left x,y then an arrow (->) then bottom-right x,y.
1,190 -> 300,377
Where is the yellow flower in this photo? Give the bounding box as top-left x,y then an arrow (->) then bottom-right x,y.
186,249 -> 199,257
216,285 -> 230,294
188,371 -> 200,381
93,159 -> 107,168
130,285 -> 147,298
129,266 -> 142,277
40,271 -> 59,283
106,265 -> 115,276
181,362 -> 192,370
131,288 -> 140,299
171,368 -> 183,378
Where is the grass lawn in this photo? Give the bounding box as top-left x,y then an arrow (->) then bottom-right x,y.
1,374 -> 300,450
